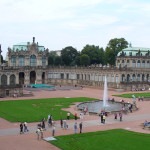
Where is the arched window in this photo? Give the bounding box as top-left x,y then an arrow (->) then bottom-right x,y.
121,74 -> 125,82
142,74 -> 145,81
137,74 -> 140,81
146,74 -> 149,81
42,56 -> 46,66
19,55 -> 25,66
122,60 -> 125,67
10,74 -> 16,85
147,61 -> 150,68
11,56 -> 16,66
132,74 -> 136,81
137,60 -> 141,68
30,55 -> 36,66
142,60 -> 145,68
132,60 -> 136,68
127,60 -> 130,67
127,74 -> 130,82
1,74 -> 7,85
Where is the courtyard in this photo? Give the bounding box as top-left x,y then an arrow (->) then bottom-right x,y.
0,87 -> 150,150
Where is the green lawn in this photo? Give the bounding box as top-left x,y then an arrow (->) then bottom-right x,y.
50,129 -> 150,150
113,92 -> 150,98
0,97 -> 96,122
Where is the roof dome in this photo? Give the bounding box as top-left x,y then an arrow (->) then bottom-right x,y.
117,47 -> 150,57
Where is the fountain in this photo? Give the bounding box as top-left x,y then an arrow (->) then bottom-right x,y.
103,76 -> 109,107
77,75 -> 130,114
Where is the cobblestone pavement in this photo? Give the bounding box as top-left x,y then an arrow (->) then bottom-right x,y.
0,87 -> 150,150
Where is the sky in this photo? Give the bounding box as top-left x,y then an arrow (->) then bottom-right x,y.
0,0 -> 150,58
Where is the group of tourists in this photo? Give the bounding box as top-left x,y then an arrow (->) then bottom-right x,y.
20,122 -> 29,134
114,112 -> 123,121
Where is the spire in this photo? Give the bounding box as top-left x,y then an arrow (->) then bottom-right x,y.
129,42 -> 132,48
33,37 -> 35,43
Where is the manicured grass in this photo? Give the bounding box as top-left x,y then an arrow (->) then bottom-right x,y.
50,129 -> 150,150
0,97 -> 96,122
113,92 -> 150,98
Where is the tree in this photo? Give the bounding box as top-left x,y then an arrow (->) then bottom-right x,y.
54,56 -> 62,66
80,54 -> 90,66
105,38 -> 128,65
81,45 -> 105,65
48,51 -> 57,65
61,46 -> 79,66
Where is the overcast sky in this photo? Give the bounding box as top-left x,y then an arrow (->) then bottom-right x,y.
0,0 -> 150,57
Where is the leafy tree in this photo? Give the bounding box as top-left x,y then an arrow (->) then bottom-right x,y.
105,38 -> 128,65
81,45 -> 105,65
54,56 -> 62,66
80,54 -> 90,66
48,51 -> 57,65
61,46 -> 79,66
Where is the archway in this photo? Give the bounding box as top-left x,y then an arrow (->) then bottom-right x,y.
30,71 -> 36,84
42,72 -> 45,84
19,72 -> 25,85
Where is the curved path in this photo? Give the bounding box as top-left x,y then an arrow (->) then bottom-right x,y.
0,88 -> 150,150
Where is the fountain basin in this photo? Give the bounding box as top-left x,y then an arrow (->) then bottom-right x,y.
77,100 -> 129,114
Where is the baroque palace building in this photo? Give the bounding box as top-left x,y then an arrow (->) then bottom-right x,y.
0,37 -> 150,97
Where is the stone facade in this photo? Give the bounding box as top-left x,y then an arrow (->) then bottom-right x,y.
0,39 -> 150,97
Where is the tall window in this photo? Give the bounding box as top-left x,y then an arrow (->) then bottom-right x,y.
42,56 -> 46,66
122,74 -> 125,82
1,74 -> 7,85
132,74 -> 136,81
137,74 -> 140,81
132,60 -> 136,68
127,60 -> 130,67
127,74 -> 130,82
11,56 -> 16,66
10,74 -> 16,85
19,55 -> 25,66
142,61 -> 145,68
122,60 -> 125,67
137,60 -> 141,68
30,55 -> 36,66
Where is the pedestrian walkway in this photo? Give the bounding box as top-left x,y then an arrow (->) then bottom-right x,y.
1,113 -> 150,137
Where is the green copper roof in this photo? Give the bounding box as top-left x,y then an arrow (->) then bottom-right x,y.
117,47 -> 150,57
12,42 -> 45,51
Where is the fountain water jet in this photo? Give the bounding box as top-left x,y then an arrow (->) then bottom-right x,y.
103,76 -> 109,107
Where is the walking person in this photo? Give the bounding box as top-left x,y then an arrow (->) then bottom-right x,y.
74,112 -> 77,120
79,122 -> 83,133
103,115 -> 106,124
100,112 -> 103,123
36,128 -> 41,140
24,122 -> 29,132
63,120 -> 67,129
60,119 -> 63,128
52,126 -> 56,137
41,118 -> 46,130
119,112 -> 122,121
114,113 -> 117,120
74,122 -> 77,134
67,112 -> 70,120
20,123 -> 24,134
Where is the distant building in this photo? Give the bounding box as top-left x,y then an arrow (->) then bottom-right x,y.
0,38 -> 150,97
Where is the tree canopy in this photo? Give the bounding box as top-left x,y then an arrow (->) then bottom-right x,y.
81,45 -> 105,65
61,46 -> 79,66
105,38 -> 128,65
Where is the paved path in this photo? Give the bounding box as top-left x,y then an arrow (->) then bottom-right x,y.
1,113 -> 150,137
